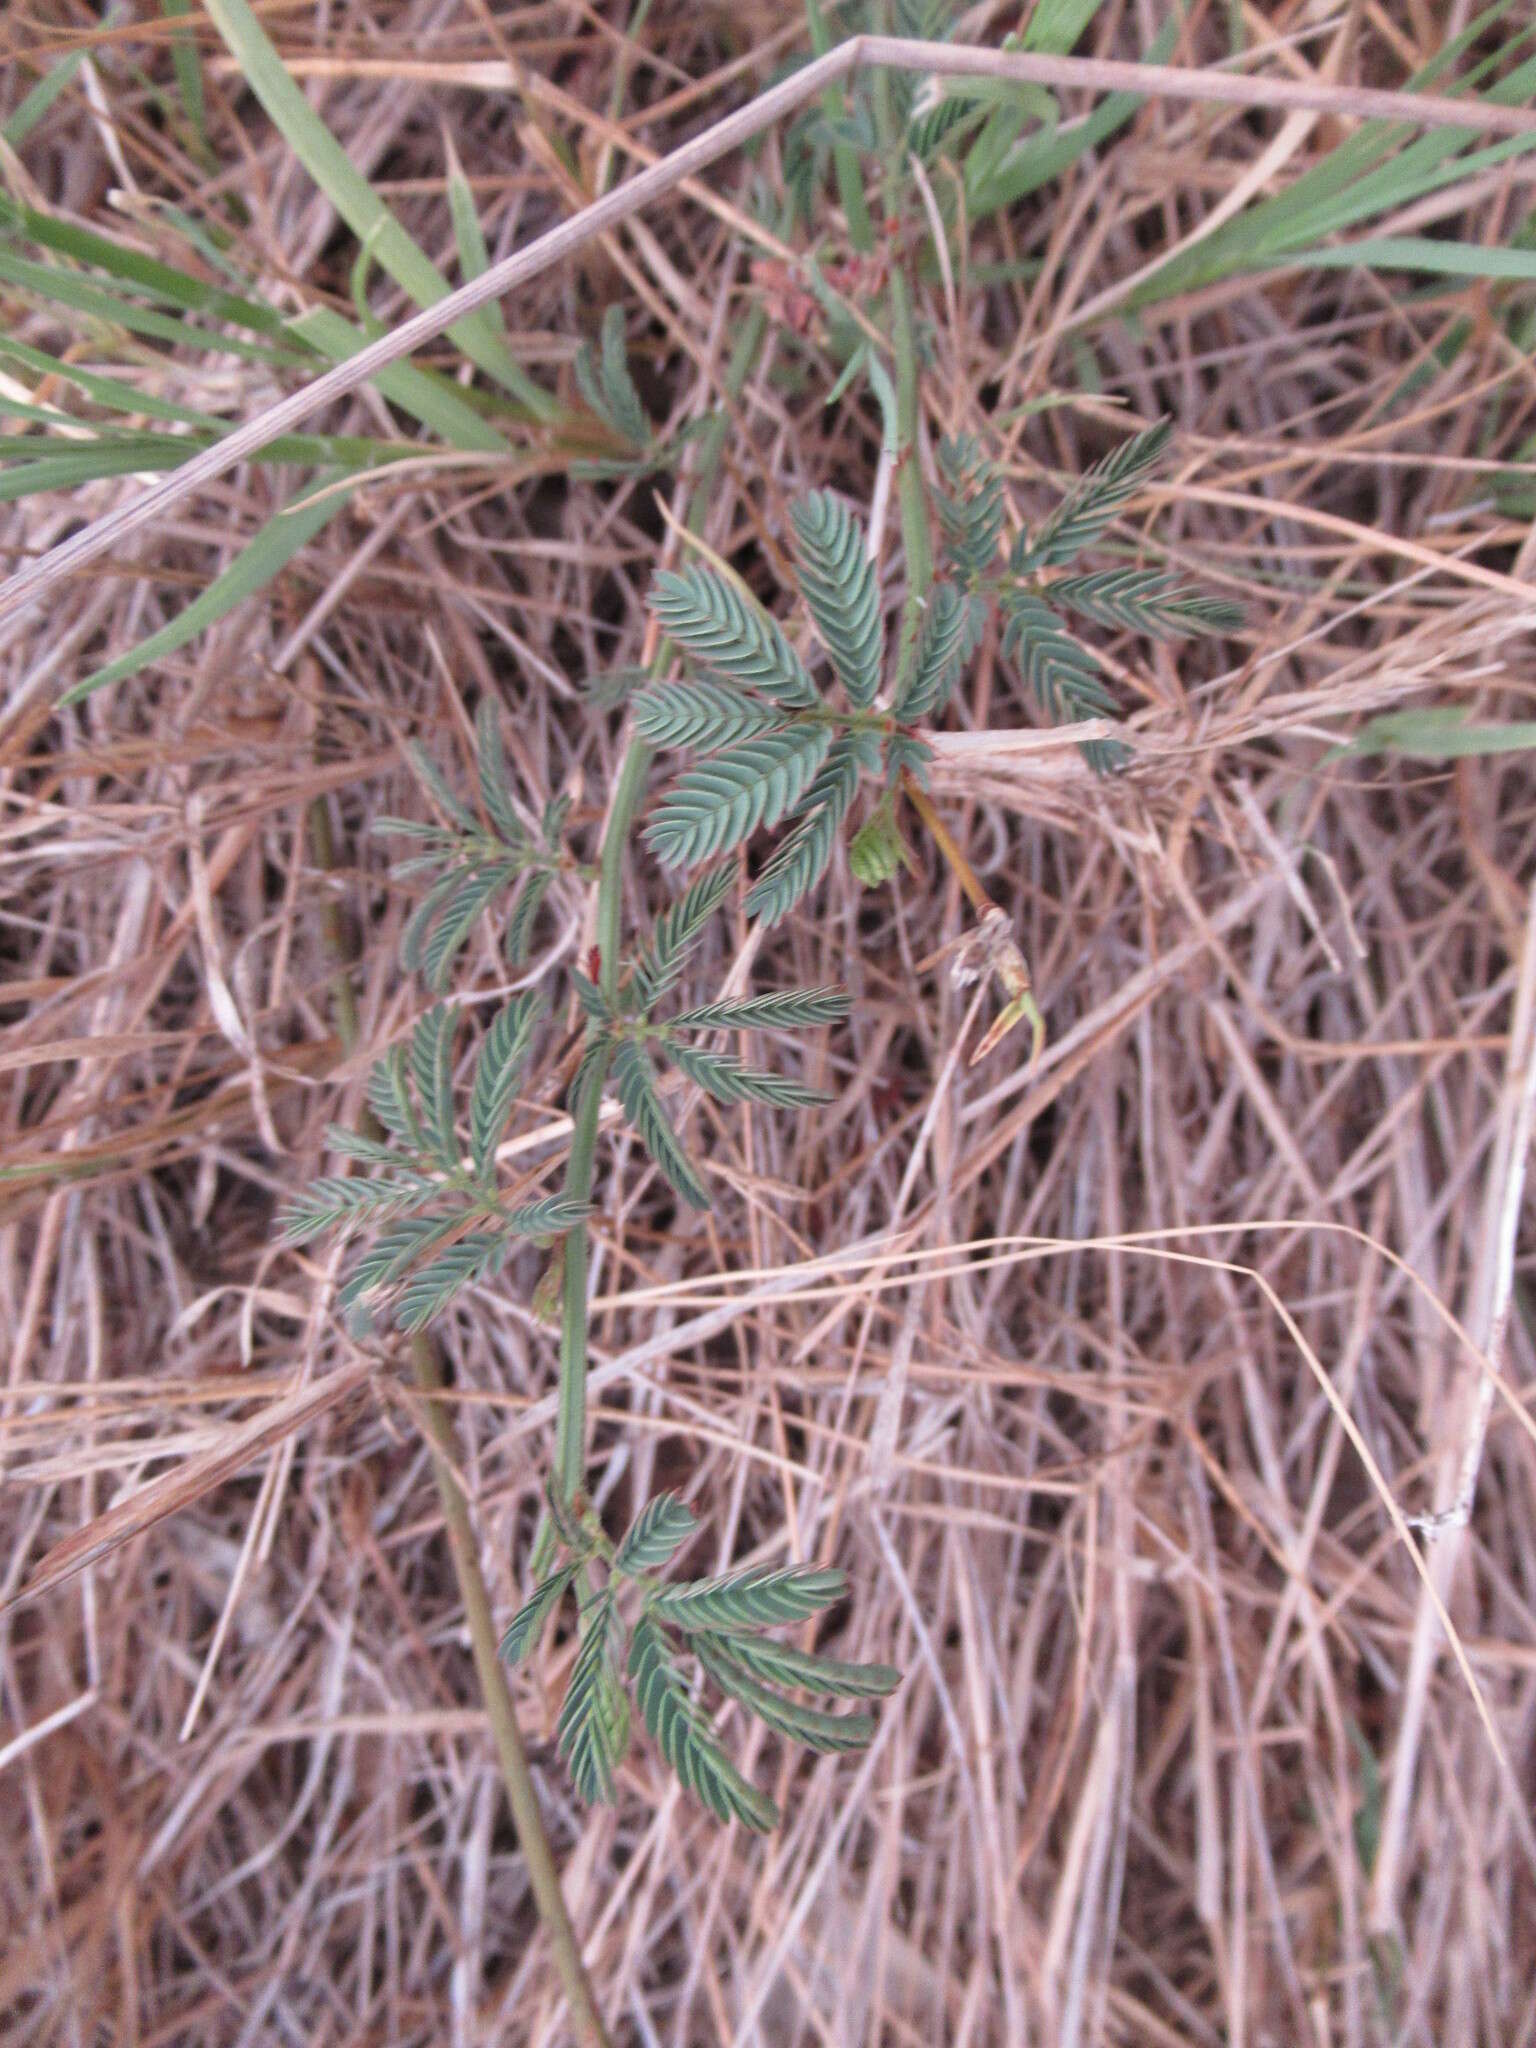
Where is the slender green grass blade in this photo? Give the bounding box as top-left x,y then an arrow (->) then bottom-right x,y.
3,51 -> 87,147
0,194 -> 298,339
0,336 -> 216,428
0,430 -> 406,500
966,18 -> 1179,219
1021,0 -> 1106,55
288,305 -> 509,452
1129,24 -> 1536,304
1292,235 -> 1536,282
446,141 -> 514,366
1326,709 -> 1536,761
161,0 -> 207,143
0,247 -> 298,366
203,0 -> 558,421
63,475 -> 355,704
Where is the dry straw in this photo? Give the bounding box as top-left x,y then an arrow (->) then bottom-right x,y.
7,7 -> 1536,2046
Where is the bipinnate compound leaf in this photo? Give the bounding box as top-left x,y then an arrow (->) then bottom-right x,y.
693,1636 -> 876,1753
632,677 -> 781,752
895,580 -> 968,721
468,992 -> 540,1180
702,1631 -> 900,1700
1023,417 -> 1173,568
665,1039 -> 829,1109
667,988 -> 851,1032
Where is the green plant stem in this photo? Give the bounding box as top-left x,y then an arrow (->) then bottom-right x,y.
307,784 -> 610,2048
878,64 -> 933,703
547,260 -> 782,1519
805,0 -> 875,252
687,305 -> 768,532
411,1332 -> 613,2048
889,267 -> 930,595
554,1043 -> 609,1508
549,739 -> 653,1510
598,740 -> 655,1007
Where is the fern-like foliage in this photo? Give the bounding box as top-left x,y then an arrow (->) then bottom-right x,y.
649,1563 -> 849,1632
629,1617 -> 779,1829
664,1039 -> 829,1108
632,677 -> 780,752
895,581 -> 969,722
1048,568 -> 1245,638
377,699 -> 569,990
468,991 -> 538,1180
644,722 -> 832,870
643,495 -> 910,926
286,410 -> 1237,1852
570,862 -> 846,1210
650,564 -> 817,706
499,1563 -> 577,1666
667,987 -> 851,1031
281,998 -> 585,1328
635,424 -> 1231,912
929,420 -> 1240,770
935,434 -> 1006,578
693,1637 -> 876,1753
503,1489 -> 896,1829
570,303 -> 688,480
611,1035 -> 710,1210
628,863 -> 736,1011
1018,417 -> 1174,571
558,1587 -> 628,1804
1001,594 -> 1119,727
743,735 -> 864,925
790,492 -> 884,708
614,1492 -> 698,1575
575,305 -> 649,449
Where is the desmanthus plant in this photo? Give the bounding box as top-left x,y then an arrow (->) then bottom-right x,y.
284,332 -> 1238,1822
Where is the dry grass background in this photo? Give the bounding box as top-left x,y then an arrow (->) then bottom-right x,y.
5,3 -> 1536,2043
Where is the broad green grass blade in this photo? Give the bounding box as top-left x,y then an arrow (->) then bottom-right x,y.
0,195 -> 505,698
290,306 -> 510,452
1128,18 -> 1536,305
1291,236 -> 1536,282
967,18 -> 1179,220
0,195 -> 300,341
63,473 -> 357,704
1021,0 -> 1106,55
0,336 -> 218,428
1326,709 -> 1536,761
3,50 -> 87,147
161,0 -> 208,145
2,200 -> 513,447
446,141 -> 514,366
203,0 -> 559,421
0,245 -> 298,366
0,430 -> 406,501
0,340 -> 401,462
0,443 -> 230,501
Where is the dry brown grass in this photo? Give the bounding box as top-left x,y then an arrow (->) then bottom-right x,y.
5,4 -> 1536,2043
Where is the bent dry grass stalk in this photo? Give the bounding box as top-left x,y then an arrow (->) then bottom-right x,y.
7,26 -> 1536,629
